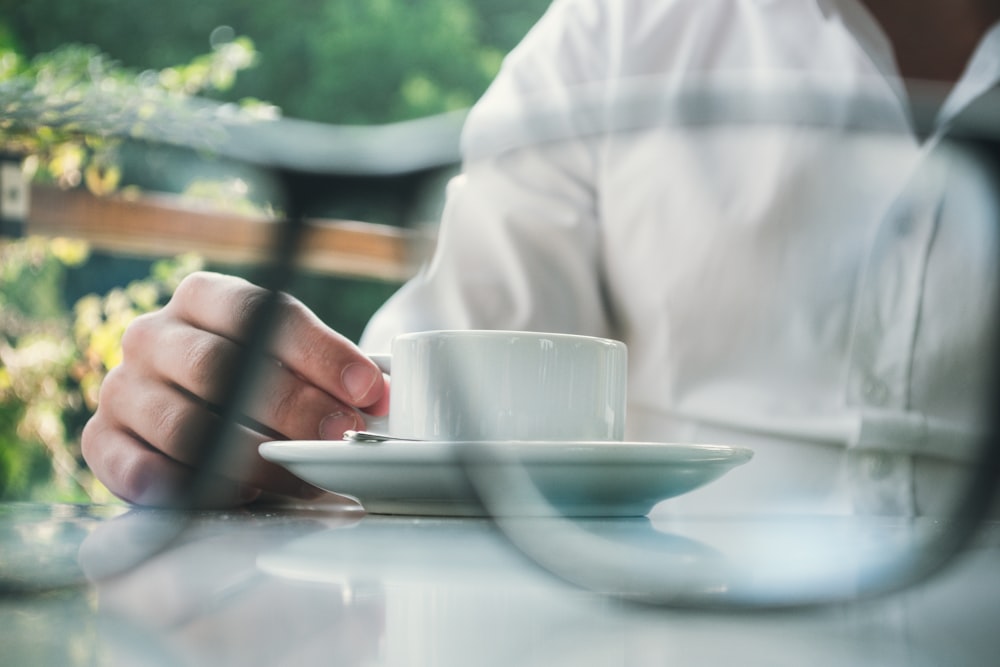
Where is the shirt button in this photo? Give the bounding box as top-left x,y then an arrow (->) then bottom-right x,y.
861,376 -> 889,406
862,452 -> 893,481
894,211 -> 914,237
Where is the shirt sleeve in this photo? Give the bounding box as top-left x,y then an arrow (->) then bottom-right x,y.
360,0 -> 617,351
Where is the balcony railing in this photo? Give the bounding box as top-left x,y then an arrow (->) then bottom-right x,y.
4,110 -> 466,280
25,184 -> 434,281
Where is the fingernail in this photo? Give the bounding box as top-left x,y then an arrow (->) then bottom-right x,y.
341,362 -> 379,402
319,411 -> 360,440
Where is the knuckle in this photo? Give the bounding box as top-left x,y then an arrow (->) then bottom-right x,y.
268,380 -> 305,425
148,401 -> 197,457
79,413 -> 105,465
182,335 -> 225,391
232,288 -> 271,335
79,416 -> 149,504
97,364 -> 122,396
266,378 -> 334,432
295,331 -> 334,372
274,290 -> 306,318
171,270 -> 214,303
96,364 -> 129,407
268,291 -> 314,342
119,312 -> 160,359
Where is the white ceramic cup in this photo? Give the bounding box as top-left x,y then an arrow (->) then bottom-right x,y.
366,330 -> 628,442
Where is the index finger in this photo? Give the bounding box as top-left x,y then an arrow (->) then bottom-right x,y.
165,271 -> 385,409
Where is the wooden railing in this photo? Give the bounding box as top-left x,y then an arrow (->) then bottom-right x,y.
25,184 -> 435,282
8,111 -> 468,281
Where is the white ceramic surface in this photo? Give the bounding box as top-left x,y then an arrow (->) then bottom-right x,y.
376,330 -> 628,442
259,439 -> 753,517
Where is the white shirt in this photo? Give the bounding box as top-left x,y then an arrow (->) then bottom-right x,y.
361,0 -> 1000,515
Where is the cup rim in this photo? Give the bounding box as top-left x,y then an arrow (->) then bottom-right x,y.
393,329 -> 626,349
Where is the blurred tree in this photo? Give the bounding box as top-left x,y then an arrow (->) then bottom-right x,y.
0,239 -> 202,502
0,0 -> 549,124
0,35 -> 270,195
0,32 -> 269,502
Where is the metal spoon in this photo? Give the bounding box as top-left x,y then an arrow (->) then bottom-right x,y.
342,430 -> 422,443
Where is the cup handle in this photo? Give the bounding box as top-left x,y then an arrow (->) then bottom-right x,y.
366,353 -> 391,374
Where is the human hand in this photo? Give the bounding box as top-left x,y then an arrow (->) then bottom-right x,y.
82,271 -> 389,507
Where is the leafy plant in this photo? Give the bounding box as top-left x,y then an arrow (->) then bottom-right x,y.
0,0 -> 549,126
0,35 -> 261,501
0,236 -> 204,501
1,35 -> 273,195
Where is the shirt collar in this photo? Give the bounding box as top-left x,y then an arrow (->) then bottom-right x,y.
819,1 -> 1000,135
936,21 -> 1000,128
820,0 -> 899,79
817,0 -> 912,127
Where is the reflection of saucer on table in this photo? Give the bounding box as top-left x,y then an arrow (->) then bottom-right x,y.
255,515 -> 727,590
259,439 -> 753,517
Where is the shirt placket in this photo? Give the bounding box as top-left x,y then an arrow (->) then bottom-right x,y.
844,154 -> 946,515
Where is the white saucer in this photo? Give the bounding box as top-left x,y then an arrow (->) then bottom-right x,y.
259,440 -> 753,517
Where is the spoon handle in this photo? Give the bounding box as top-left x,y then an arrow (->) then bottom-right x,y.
342,430 -> 422,443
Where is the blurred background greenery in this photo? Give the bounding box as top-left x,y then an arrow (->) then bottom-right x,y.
1,0 -> 547,124
0,0 -> 549,503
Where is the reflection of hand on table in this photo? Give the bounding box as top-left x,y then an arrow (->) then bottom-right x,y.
77,506 -> 385,666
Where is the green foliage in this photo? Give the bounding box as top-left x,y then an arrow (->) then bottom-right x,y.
0,0 -> 549,125
0,239 -> 203,502
0,35 -> 271,195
